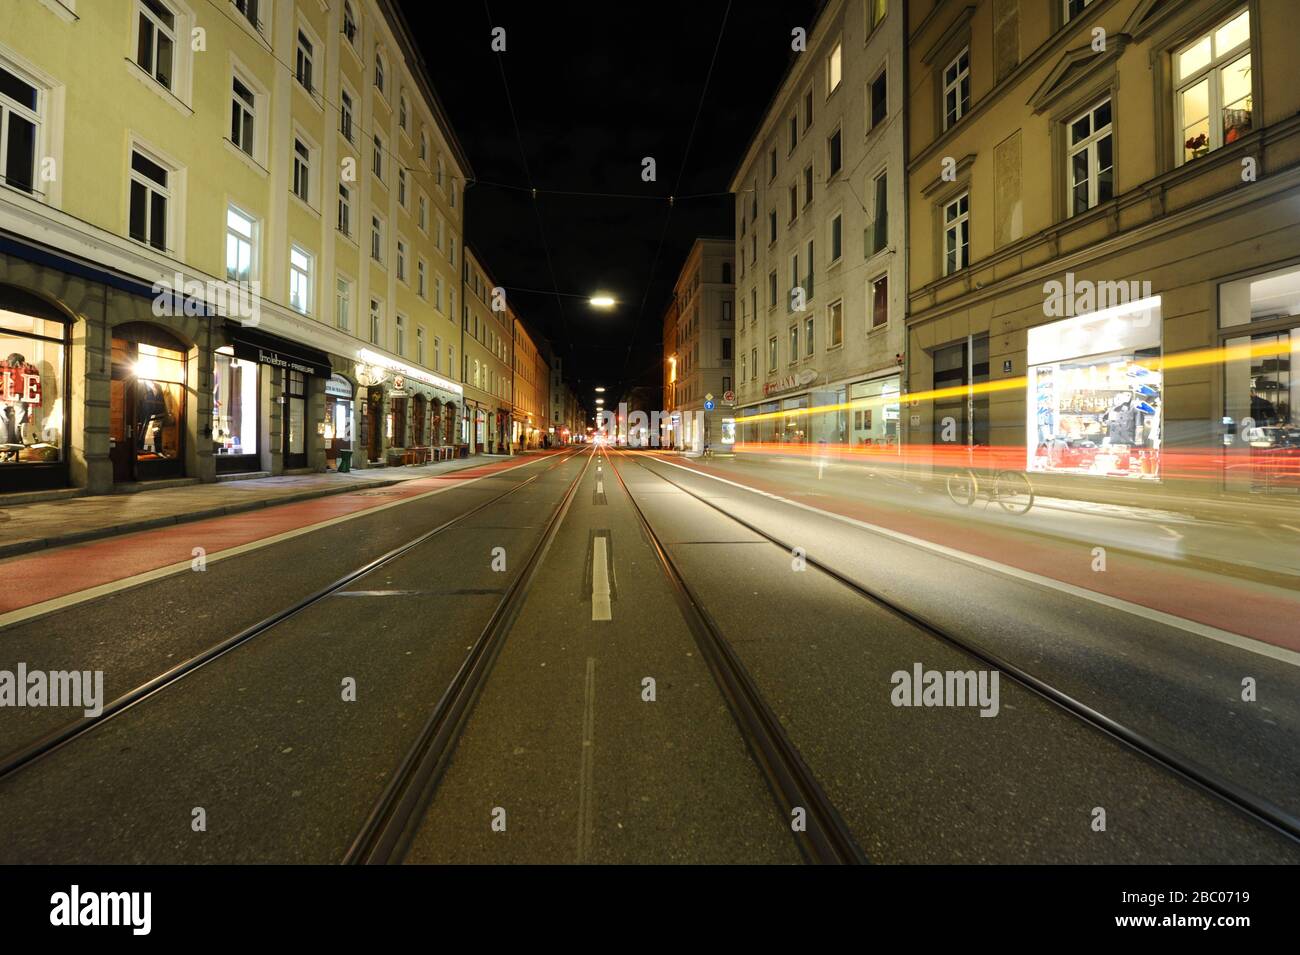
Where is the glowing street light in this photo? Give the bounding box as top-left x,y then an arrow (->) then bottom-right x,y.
589,295 -> 616,308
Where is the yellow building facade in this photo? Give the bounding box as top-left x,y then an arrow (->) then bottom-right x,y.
0,0 -> 472,496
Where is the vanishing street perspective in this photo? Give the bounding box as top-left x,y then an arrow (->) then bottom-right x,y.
1,0 -> 1299,872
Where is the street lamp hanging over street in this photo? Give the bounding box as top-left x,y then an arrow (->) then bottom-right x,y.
589,295 -> 616,308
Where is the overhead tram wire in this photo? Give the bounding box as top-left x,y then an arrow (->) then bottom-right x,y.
483,0 -> 578,371
619,0 -> 734,392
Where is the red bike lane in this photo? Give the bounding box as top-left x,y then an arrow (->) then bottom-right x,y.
0,453 -> 563,620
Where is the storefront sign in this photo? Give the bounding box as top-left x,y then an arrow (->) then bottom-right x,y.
763,369 -> 817,397
230,327 -> 331,378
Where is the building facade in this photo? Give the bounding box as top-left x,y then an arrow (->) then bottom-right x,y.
666,237 -> 735,453
0,0 -> 471,498
462,247 -> 513,453
511,314 -> 548,449
731,0 -> 908,453
661,295 -> 679,447
546,353 -> 584,444
905,0 -> 1300,501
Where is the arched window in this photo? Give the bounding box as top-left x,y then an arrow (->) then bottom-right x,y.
0,285 -> 71,491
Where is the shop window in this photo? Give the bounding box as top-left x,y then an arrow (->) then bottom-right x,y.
1176,8 -> 1251,163
850,376 -> 901,450
1068,98 -> 1113,215
0,297 -> 67,481
110,326 -> 186,482
1027,303 -> 1162,479
212,346 -> 258,464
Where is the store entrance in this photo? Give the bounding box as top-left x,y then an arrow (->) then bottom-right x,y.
932,335 -> 989,448
280,368 -> 307,470
366,385 -> 383,462
108,326 -> 186,483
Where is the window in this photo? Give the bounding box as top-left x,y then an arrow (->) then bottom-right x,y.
340,87 -> 354,141
372,133 -> 384,180
419,129 -> 428,163
870,274 -> 888,328
803,87 -> 813,130
768,336 -> 778,371
416,326 -> 425,366
135,0 -> 176,90
804,316 -> 815,356
434,275 -> 443,311
789,324 -> 799,363
722,336 -> 732,359
828,128 -> 842,177
342,1 -> 357,46
337,183 -> 351,237
234,0 -> 259,29
374,50 -> 385,94
225,205 -> 255,282
790,251 -> 800,294
1068,98 -> 1113,215
869,0 -> 888,31
417,259 -> 427,298
371,214 -> 383,262
394,314 -> 405,356
369,299 -> 382,345
768,271 -> 777,308
751,346 -> 758,379
336,275 -> 351,331
722,261 -> 733,283
789,114 -> 798,152
828,299 -> 843,347
396,238 -> 407,282
869,69 -> 887,129
231,75 -> 255,155
0,63 -> 40,194
768,147 -> 777,182
418,193 -> 428,231
1064,0 -> 1093,22
830,213 -> 842,262
437,156 -> 445,189
803,164 -> 813,206
399,92 -> 408,131
434,336 -> 441,371
289,245 -> 312,314
128,148 -> 169,251
871,171 -> 888,254
740,353 -> 747,383
789,183 -> 798,223
768,209 -> 777,244
292,138 -> 310,202
750,288 -> 757,322
398,167 -> 407,207
295,30 -> 314,94
1176,8 -> 1252,164
828,41 -> 842,95
943,47 -> 971,130
943,193 -> 970,274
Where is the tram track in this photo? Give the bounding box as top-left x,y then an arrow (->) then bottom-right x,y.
613,449 -> 1300,848
0,449 -> 584,787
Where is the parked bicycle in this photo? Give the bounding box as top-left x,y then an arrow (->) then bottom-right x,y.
945,444 -> 1035,515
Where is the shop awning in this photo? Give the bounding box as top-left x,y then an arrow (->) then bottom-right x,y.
228,324 -> 332,378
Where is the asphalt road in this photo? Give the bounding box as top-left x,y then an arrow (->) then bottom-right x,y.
0,444 -> 1295,863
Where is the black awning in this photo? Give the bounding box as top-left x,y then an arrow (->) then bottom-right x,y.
228,324 -> 332,378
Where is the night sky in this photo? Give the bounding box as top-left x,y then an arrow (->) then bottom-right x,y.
402,0 -> 818,405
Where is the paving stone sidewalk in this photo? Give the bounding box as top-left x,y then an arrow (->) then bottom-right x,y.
0,454 -> 522,559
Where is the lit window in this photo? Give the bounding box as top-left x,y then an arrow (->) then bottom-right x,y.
225,205 -> 255,283
336,275 -> 351,331
828,299 -> 843,347
369,299 -> 382,345
828,41 -> 842,95
1176,8 -> 1252,163
870,274 -> 888,328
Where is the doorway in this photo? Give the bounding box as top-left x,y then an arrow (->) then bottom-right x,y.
109,326 -> 187,483
280,368 -> 307,469
366,385 -> 383,462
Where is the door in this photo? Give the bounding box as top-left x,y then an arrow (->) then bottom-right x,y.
281,368 -> 307,469
366,385 -> 383,462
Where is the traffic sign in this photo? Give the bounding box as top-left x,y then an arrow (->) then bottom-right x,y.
722,389 -> 735,404
705,392 -> 714,402
704,399 -> 715,411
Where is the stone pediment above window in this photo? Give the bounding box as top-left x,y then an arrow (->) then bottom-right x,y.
1027,37 -> 1129,115
1120,0 -> 1183,40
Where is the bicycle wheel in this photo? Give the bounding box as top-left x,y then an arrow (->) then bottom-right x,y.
994,470 -> 1034,514
946,469 -> 979,506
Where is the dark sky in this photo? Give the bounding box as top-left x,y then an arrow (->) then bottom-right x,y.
402,0 -> 818,405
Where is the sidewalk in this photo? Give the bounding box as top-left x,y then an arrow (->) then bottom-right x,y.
0,454 -> 520,560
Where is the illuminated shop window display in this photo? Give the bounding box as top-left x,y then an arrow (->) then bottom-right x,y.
212,346 -> 259,457
0,310 -> 64,466
1027,302 -> 1163,479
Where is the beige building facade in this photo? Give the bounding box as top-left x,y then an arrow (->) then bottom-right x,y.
666,237 -> 734,453
462,247 -> 514,453
905,0 -> 1300,501
511,314 -> 548,449
731,0 -> 908,452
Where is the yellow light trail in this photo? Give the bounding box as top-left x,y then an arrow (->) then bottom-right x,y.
736,338 -> 1292,425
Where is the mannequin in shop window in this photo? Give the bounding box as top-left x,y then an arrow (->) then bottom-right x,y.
1103,392 -> 1140,445
1251,385 -> 1279,426
135,380 -> 173,457
1,352 -> 41,460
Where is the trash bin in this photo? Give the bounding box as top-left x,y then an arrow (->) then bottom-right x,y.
337,449 -> 353,473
